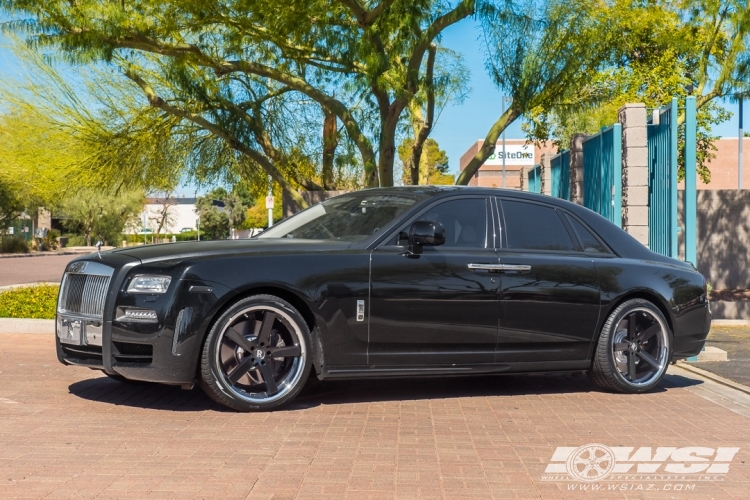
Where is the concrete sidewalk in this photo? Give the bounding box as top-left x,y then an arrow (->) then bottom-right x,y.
0,333 -> 748,499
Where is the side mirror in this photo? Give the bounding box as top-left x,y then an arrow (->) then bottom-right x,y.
408,220 -> 445,255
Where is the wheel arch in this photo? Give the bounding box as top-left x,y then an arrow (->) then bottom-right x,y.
195,284 -> 323,379
588,289 -> 675,363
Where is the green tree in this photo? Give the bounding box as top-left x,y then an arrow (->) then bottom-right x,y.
0,179 -> 25,232
523,0 -> 750,183
61,189 -> 144,246
195,188 -> 247,239
399,138 -> 453,185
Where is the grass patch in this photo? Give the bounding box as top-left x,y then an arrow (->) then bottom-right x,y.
0,284 -> 59,319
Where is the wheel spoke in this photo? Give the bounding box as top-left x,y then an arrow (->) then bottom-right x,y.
269,345 -> 301,358
627,351 -> 637,381
627,313 -> 637,341
257,311 -> 276,347
225,326 -> 255,352
227,356 -> 256,384
637,324 -> 660,343
258,362 -> 279,395
614,342 -> 629,351
636,350 -> 661,370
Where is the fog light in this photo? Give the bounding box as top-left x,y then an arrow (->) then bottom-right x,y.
117,307 -> 158,323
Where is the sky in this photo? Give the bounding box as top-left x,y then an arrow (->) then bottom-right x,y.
0,20 -> 745,193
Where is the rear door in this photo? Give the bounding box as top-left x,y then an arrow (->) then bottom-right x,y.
368,196 -> 501,366
494,198 -> 601,363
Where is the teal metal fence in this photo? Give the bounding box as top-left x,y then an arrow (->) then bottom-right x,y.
550,150 -> 570,200
683,97 -> 697,265
647,98 -> 678,258
526,165 -> 541,193
582,124 -> 622,226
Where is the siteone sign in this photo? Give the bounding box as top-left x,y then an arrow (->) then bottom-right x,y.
484,144 -> 534,166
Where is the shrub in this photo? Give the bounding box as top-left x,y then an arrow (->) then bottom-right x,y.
63,234 -> 87,247
175,230 -> 205,241
40,229 -> 60,251
0,284 -> 59,319
1,236 -> 29,254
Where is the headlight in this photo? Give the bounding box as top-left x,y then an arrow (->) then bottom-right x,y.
127,275 -> 171,294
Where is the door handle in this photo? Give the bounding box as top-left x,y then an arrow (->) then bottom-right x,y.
498,264 -> 531,273
467,263 -> 504,272
467,263 -> 531,273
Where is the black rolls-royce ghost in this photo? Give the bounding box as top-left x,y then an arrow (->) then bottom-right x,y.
56,187 -> 711,411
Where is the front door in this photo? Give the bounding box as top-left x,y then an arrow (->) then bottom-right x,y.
494,198 -> 601,363
368,196 -> 500,366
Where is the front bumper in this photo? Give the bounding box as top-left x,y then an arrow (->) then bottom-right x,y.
56,256 -> 234,385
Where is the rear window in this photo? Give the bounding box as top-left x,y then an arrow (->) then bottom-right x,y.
500,200 -> 575,251
566,214 -> 609,254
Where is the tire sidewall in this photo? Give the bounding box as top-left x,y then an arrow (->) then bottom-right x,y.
201,294 -> 312,411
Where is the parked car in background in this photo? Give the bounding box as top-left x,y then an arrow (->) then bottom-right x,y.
55,187 -> 710,411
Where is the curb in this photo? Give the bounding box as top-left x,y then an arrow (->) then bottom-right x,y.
675,361 -> 750,396
711,319 -> 750,326
0,318 -> 54,334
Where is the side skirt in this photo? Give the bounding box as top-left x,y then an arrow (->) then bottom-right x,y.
320,360 -> 591,380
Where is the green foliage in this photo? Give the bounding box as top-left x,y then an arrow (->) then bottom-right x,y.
0,284 -> 59,319
39,228 -> 60,251
523,0 -> 750,183
398,138 -> 454,185
0,179 -> 25,231
61,189 -> 144,246
195,188 -> 247,240
174,230 -> 204,241
0,236 -> 29,254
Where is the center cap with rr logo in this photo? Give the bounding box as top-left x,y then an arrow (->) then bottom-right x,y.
255,349 -> 265,360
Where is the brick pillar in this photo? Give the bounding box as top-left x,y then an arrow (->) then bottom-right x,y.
618,103 -> 649,246
37,208 -> 52,230
540,153 -> 552,195
570,134 -> 586,205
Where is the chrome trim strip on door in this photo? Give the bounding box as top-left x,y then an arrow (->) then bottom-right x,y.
467,263 -> 504,271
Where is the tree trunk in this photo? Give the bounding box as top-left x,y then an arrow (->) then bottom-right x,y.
322,111 -> 338,190
455,107 -> 522,185
378,115 -> 400,187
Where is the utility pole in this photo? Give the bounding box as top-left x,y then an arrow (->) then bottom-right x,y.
740,96 -> 744,191
501,96 -> 507,188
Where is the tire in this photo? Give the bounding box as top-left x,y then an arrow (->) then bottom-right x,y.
590,298 -> 672,393
200,294 -> 312,411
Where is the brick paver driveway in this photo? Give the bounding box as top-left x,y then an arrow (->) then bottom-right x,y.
0,254 -> 79,287
1,333 -> 749,499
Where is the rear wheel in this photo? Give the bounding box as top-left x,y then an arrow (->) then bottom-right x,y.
200,294 -> 312,411
590,298 -> 672,393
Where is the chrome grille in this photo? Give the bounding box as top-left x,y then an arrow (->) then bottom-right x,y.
59,262 -> 113,318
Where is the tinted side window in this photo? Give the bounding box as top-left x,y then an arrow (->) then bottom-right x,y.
416,198 -> 488,248
500,200 -> 575,251
566,214 -> 609,254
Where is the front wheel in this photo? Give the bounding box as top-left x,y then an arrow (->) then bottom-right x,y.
590,298 -> 672,393
200,294 -> 312,411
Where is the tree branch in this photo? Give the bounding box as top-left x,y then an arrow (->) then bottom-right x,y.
410,44 -> 437,185
123,69 -> 310,209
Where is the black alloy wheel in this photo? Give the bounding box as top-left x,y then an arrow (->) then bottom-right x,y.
590,298 -> 672,393
200,294 -> 312,411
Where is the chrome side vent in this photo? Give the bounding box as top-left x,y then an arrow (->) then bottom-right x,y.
172,307 -> 193,355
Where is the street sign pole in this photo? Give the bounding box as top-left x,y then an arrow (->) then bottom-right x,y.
267,176 -> 274,228
739,97 -> 744,191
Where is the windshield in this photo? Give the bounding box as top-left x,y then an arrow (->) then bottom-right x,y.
258,193 -> 421,241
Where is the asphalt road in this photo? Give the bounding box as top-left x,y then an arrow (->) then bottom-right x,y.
0,253 -> 80,286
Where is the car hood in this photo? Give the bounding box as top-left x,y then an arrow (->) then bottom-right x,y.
108,238 -> 353,264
